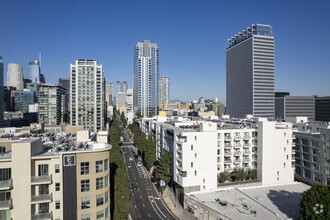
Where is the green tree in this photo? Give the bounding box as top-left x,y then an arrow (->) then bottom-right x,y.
155,151 -> 171,184
246,169 -> 257,180
136,112 -> 142,119
219,171 -> 231,183
144,135 -> 156,170
113,166 -> 131,219
300,185 -> 330,219
121,111 -> 127,127
231,167 -> 246,182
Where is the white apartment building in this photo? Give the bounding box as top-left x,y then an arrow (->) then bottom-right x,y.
287,117 -> 330,185
70,59 -> 106,132
140,115 -> 294,203
6,64 -> 24,90
126,89 -> 134,124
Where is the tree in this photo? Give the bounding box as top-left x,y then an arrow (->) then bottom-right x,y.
136,112 -> 142,119
155,151 -> 171,185
300,185 -> 330,219
219,171 -> 231,183
231,167 -> 246,182
246,169 -> 257,180
144,135 -> 156,170
121,111 -> 127,127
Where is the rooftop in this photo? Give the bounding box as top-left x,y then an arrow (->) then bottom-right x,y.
186,182 -> 310,220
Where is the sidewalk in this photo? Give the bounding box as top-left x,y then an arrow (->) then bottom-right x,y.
162,187 -> 193,220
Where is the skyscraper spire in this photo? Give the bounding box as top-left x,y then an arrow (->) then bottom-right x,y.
39,51 -> 41,68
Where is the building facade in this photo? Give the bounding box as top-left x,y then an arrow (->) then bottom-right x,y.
134,40 -> 159,116
0,130 -> 111,220
59,78 -> 70,91
315,96 -> 330,122
159,76 -> 169,105
14,90 -> 34,113
4,86 -> 16,111
70,59 -> 106,132
226,24 -> 275,118
105,82 -> 113,106
0,57 -> 3,122
140,115 -> 294,203
6,64 -> 24,90
288,117 -> 330,185
126,89 -> 134,124
275,96 -> 315,121
37,84 -> 68,126
28,60 -> 41,83
116,81 -> 127,108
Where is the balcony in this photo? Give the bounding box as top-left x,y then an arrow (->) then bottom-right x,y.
234,159 -> 241,163
234,144 -> 241,148
243,143 -> 251,147
224,151 -> 232,156
234,151 -> 240,156
225,136 -> 232,141
224,167 -> 233,172
0,179 -> 12,190
32,211 -> 52,220
0,199 -> 12,210
243,150 -> 250,155
243,135 -> 251,140
243,158 -> 250,163
234,136 -> 241,141
224,160 -> 232,164
31,193 -> 52,204
31,175 -> 52,185
224,144 -> 232,149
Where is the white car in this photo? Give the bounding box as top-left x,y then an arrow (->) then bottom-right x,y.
129,157 -> 133,161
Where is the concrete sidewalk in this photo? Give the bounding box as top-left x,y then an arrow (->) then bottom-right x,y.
162,187 -> 193,220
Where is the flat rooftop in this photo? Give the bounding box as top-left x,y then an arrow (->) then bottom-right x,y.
186,182 -> 310,220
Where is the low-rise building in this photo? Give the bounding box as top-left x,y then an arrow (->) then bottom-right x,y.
0,130 -> 111,220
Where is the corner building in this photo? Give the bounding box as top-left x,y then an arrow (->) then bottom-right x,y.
0,130 -> 111,220
226,24 -> 275,118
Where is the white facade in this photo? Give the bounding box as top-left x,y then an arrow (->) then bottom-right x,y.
29,103 -> 39,113
116,81 -> 127,108
288,117 -> 330,185
126,89 -> 134,124
140,116 -> 295,194
7,64 -> 24,90
105,82 -> 113,106
70,59 -> 105,132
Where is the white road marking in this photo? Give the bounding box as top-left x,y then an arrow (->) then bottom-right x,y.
140,195 -> 142,199
143,203 -> 145,207
148,213 -> 151,218
148,196 -> 165,220
135,205 -> 137,209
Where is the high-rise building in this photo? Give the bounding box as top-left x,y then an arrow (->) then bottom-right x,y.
226,24 -> 275,118
70,59 -> 106,132
4,86 -> 16,111
105,82 -> 114,106
14,90 -> 34,113
59,78 -> 70,91
315,96 -> 330,122
28,60 -> 41,83
275,95 -> 315,121
40,73 -> 45,83
6,64 -> 24,90
116,81 -> 127,108
37,84 -> 68,125
159,76 -> 169,105
134,40 -> 159,116
126,89 -> 134,124
0,57 -> 3,121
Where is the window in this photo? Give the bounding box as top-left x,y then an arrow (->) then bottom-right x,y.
96,160 -> 103,173
0,168 -> 11,181
55,183 -> 60,191
203,179 -> 205,184
105,191 -> 109,203
191,145 -> 193,150
38,164 -> 49,176
0,146 -> 6,153
105,207 -> 109,218
217,149 -> 220,155
105,175 -> 109,187
287,155 -> 289,160
96,177 -> 104,190
195,153 -> 197,158
104,159 -> 109,171
81,196 -> 90,209
284,163 -> 286,168
81,213 -> 91,220
55,201 -> 60,209
81,162 -> 89,175
191,162 -> 193,168
96,194 -> 104,206
217,133 -> 221,139
96,210 -> 104,220
81,180 -> 90,192
195,170 -> 197,176
195,136 -> 197,141
55,164 -> 60,173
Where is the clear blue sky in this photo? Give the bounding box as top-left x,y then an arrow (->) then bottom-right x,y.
1,0 -> 329,102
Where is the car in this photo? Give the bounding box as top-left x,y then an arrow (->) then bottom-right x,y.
131,183 -> 137,189
129,157 -> 133,161
137,161 -> 142,167
127,163 -> 131,168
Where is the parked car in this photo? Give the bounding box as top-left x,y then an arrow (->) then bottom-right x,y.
127,162 -> 131,168
129,157 -> 133,161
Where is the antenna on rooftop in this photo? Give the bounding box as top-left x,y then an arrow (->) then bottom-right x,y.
39,51 -> 42,68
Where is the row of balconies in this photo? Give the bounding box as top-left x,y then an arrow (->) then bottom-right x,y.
224,135 -> 253,141
224,158 -> 251,164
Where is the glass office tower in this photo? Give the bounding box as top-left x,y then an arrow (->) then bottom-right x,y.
28,60 -> 41,83
134,40 -> 159,116
226,24 -> 275,118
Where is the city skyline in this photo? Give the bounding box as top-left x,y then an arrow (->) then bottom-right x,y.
1,0 -> 330,103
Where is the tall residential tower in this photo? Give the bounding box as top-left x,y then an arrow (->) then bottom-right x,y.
28,60 -> 41,83
134,40 -> 159,116
226,24 -> 275,118
70,59 -> 106,132
159,76 -> 169,105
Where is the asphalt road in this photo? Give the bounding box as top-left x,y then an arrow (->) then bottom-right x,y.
114,112 -> 176,219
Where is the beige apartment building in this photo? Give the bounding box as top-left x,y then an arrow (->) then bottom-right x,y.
0,130 -> 111,220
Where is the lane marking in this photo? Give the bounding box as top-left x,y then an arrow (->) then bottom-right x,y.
149,196 -> 167,219
148,213 -> 151,218
148,196 -> 164,220
143,203 -> 145,207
